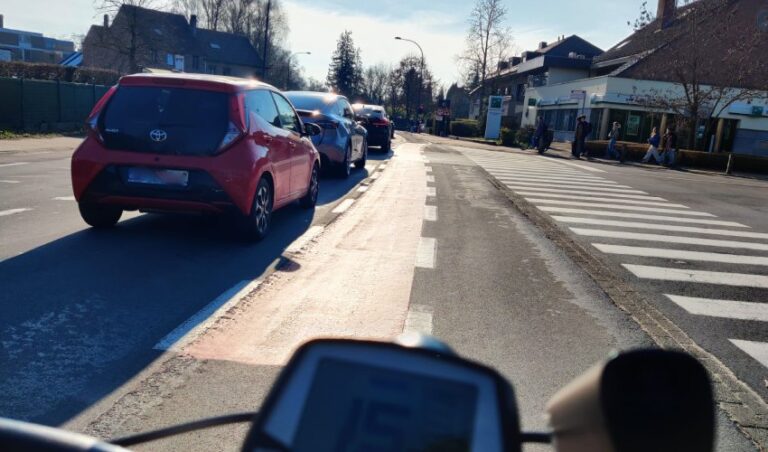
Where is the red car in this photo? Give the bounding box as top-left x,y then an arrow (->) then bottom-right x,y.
71,73 -> 322,241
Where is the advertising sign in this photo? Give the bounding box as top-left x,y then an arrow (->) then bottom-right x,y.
484,96 -> 504,140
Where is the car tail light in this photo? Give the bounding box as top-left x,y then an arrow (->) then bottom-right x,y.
371,119 -> 390,127
218,93 -> 247,153
85,85 -> 117,143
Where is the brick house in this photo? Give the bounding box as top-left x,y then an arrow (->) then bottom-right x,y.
82,5 -> 262,77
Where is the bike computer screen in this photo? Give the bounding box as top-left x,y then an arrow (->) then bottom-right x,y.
291,358 -> 477,451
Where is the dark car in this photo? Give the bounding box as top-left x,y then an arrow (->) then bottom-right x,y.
71,73 -> 322,241
285,91 -> 368,178
352,104 -> 394,152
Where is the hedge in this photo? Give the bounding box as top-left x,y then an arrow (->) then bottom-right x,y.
0,61 -> 120,86
500,127 -> 516,146
451,119 -> 480,137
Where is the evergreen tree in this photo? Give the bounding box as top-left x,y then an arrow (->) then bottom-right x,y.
326,31 -> 363,98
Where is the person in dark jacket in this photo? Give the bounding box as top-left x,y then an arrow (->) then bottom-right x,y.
662,127 -> 678,167
572,115 -> 592,159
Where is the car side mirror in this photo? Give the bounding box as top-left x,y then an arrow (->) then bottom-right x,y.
546,349 -> 714,452
303,123 -> 322,137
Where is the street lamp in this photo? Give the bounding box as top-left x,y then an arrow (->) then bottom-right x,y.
394,36 -> 425,124
286,51 -> 311,90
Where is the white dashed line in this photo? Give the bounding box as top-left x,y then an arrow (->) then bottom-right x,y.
0,180 -> 20,184
0,208 -> 32,217
403,304 -> 434,335
53,196 -> 76,201
0,162 -> 29,168
416,237 -> 437,269
506,186 -> 664,201
622,264 -> 768,288
424,205 -> 437,221
595,244 -> 768,266
517,192 -> 684,208
332,199 -> 355,214
426,187 -> 436,197
730,340 -> 768,369
426,175 -> 435,183
425,166 -> 433,173
666,295 -> 768,322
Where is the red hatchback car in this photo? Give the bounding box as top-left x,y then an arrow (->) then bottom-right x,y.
71,73 -> 321,240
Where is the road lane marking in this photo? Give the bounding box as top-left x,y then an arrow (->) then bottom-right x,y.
416,237 -> 437,269
332,199 -> 355,214
370,172 -> 381,180
403,304 -> 434,335
554,217 -> 768,240
517,192 -> 684,208
426,175 -> 435,183
0,180 -> 20,183
498,181 -> 646,194
53,196 -> 76,201
527,199 -> 711,216
488,172 -> 609,182
666,295 -> 768,322
424,205 -> 437,221
546,159 -> 606,172
483,166 -> 591,176
285,225 -> 325,254
505,186 -> 664,200
497,176 -> 625,188
730,340 -> 768,369
0,208 -> 32,217
570,228 -> 768,251
594,244 -> 768,266
426,187 -> 436,197
357,186 -> 369,193
0,162 -> 29,168
622,264 -> 768,288
154,279 -> 262,351
540,207 -> 746,227
425,166 -> 433,172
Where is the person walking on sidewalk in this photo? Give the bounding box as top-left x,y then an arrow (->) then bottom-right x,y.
572,115 -> 592,159
662,127 -> 678,167
642,127 -> 662,164
606,122 -> 622,160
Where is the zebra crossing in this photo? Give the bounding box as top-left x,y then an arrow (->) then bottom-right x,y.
461,148 -> 768,374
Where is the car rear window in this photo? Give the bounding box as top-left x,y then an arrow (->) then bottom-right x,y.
100,86 -> 229,156
286,94 -> 334,113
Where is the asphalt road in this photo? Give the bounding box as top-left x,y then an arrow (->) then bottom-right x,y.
0,133 -> 762,450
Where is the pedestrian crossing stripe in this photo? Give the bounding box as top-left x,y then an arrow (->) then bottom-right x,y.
486,171 -> 610,182
729,339 -> 768,369
507,186 -> 664,200
498,181 -> 647,194
622,264 -> 768,288
539,207 -> 746,227
595,243 -> 768,266
553,217 -> 768,240
494,176 -> 624,187
570,228 -> 768,252
526,199 -> 714,216
516,192 -> 680,207
666,295 -> 768,322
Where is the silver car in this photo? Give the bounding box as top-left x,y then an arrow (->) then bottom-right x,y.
285,91 -> 368,178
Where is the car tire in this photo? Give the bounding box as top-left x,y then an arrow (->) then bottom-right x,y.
382,138 -> 391,153
355,139 -> 367,169
78,202 -> 122,228
240,177 -> 273,241
336,144 -> 352,178
299,163 -> 319,209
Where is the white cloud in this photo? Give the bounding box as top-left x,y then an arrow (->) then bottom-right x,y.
283,1 -> 467,88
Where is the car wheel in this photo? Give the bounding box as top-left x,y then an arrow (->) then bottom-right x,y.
78,202 -> 122,228
241,177 -> 273,241
336,144 -> 352,178
299,163 -> 319,209
382,138 -> 391,153
355,139 -> 367,169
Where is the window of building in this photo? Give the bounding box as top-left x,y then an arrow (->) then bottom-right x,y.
516,83 -> 526,101
554,109 -> 577,131
207,65 -> 217,74
166,53 -> 173,65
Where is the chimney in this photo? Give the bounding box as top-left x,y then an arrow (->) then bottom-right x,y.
510,56 -> 522,66
103,14 -> 109,28
190,14 -> 198,34
657,0 -> 677,29
539,41 -> 548,50
0,14 -> 4,29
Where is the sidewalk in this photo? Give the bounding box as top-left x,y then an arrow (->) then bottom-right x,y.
0,136 -> 83,154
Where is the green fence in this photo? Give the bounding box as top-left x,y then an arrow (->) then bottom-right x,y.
0,77 -> 111,132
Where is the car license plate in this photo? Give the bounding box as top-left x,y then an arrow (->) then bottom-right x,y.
126,168 -> 189,187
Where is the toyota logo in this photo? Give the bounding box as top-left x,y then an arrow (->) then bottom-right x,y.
150,129 -> 168,142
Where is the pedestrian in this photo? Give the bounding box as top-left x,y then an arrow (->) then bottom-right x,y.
572,115 -> 591,159
534,116 -> 547,150
531,117 -> 542,149
642,127 -> 662,164
662,126 -> 678,167
605,122 -> 621,160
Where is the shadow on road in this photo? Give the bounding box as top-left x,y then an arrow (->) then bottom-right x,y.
0,153 -> 390,426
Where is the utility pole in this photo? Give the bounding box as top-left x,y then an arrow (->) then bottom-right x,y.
395,36 -> 424,122
261,0 -> 271,80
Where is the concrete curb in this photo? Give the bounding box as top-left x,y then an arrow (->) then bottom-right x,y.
480,167 -> 768,450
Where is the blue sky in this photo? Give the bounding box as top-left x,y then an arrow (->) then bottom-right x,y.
4,0 -> 646,86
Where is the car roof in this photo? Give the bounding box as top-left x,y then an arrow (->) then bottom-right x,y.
119,72 -> 275,93
352,104 -> 385,111
285,91 -> 346,102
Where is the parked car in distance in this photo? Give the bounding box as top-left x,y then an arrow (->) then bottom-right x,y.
71,73 -> 322,241
352,104 -> 394,152
284,91 -> 367,178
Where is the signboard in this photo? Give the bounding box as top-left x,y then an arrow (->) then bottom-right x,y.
752,106 -> 765,117
484,96 -> 504,140
570,90 -> 586,100
627,114 -> 641,136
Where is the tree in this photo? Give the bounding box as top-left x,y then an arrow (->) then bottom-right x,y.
361,64 -> 390,105
306,78 -> 327,92
326,31 -> 364,98
457,0 -> 512,114
391,55 -> 436,118
629,0 -> 768,150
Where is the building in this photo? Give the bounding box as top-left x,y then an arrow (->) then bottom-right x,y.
468,35 -> 603,127
0,14 -> 76,64
82,5 -> 262,77
522,0 -> 768,156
